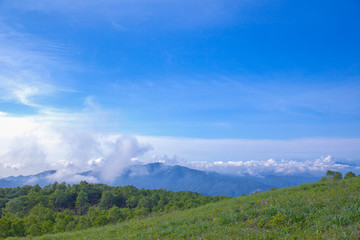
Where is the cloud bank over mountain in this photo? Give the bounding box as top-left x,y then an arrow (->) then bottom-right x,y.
0,118 -> 359,182
166,155 -> 356,177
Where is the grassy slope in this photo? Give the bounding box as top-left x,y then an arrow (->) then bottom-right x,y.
14,177 -> 360,239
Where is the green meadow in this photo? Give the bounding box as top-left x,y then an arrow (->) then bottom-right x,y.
7,174 -> 359,240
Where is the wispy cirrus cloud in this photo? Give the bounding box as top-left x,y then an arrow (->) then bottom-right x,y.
0,78 -> 55,108
0,18 -> 77,113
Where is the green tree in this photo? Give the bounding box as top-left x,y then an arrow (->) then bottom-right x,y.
75,215 -> 91,230
138,197 -> 152,210
120,207 -> 133,220
12,219 -> 26,237
41,220 -> 53,234
133,208 -> 150,219
5,196 -> 29,218
0,198 -> 8,217
0,218 -> 11,238
25,216 -> 42,237
107,206 -> 123,223
100,190 -> 114,210
54,210 -> 74,232
32,184 -> 41,192
29,203 -> 54,222
126,196 -> 139,209
112,188 -> 126,208
0,188 -> 5,198
76,190 -> 90,215
344,171 -> 356,179
93,210 -> 109,226
51,189 -> 68,210
28,190 -> 51,209
86,206 -> 101,225
325,170 -> 342,180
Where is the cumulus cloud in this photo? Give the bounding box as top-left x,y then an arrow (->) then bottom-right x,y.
1,126 -> 359,183
41,134 -> 151,184
60,130 -> 101,166
0,117 -> 152,182
138,136 -> 360,164
88,158 -> 104,167
45,167 -> 99,184
0,70 -> 152,181
98,136 -> 151,182
156,155 -> 355,177
1,119 -> 359,181
0,134 -> 48,173
0,87 -> 359,181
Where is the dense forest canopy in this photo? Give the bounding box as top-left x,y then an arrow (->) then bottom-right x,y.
0,181 -> 225,238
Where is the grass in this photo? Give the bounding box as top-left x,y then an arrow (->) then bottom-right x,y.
9,176 -> 360,239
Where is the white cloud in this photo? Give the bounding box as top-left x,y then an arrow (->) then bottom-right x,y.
174,155 -> 352,176
0,19 -> 76,113
136,136 -> 360,177
98,135 -> 151,182
0,113 -> 153,181
0,116 -> 359,180
45,167 -> 99,184
138,136 -> 360,163
41,135 -> 151,184
0,78 -> 56,108
2,162 -> 22,170
88,158 -> 104,167
0,134 -> 49,176
1,109 -> 359,180
0,23 -> 358,180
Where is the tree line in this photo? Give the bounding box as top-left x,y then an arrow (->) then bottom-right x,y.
322,170 -> 356,180
0,181 -> 226,238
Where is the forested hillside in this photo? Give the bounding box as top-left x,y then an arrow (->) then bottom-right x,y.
0,182 -> 225,238
9,172 -> 360,240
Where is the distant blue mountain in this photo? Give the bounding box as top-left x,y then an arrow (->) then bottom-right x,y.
0,170 -> 56,188
0,163 -> 319,197
104,163 -> 272,196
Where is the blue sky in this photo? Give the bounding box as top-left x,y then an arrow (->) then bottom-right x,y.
0,1 -> 360,177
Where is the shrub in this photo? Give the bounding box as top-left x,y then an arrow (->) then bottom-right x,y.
325,170 -> 342,180
344,171 -> 356,179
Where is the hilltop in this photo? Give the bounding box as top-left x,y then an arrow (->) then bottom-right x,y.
12,174 -> 360,239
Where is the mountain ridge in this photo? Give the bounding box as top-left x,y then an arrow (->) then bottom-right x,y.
0,163 -> 319,197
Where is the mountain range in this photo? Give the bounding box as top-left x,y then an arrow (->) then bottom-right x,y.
0,163 -> 319,197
